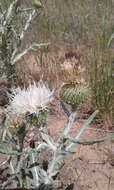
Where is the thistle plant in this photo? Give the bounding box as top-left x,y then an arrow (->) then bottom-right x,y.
7,82 -> 54,115
4,81 -> 53,149
0,85 -> 114,189
0,1 -> 114,189
0,0 -> 49,84
60,57 -> 88,111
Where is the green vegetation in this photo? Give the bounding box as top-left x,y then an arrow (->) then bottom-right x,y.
34,0 -> 114,119
90,47 -> 114,119
0,0 -> 114,188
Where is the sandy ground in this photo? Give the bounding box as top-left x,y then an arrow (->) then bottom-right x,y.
0,102 -> 114,190
47,102 -> 114,190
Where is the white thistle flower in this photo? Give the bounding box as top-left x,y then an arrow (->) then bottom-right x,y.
7,82 -> 54,115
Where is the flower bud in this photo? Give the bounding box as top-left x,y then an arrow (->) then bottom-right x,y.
33,0 -> 42,9
60,83 -> 88,106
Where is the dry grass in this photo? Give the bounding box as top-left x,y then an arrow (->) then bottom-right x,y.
0,1 -> 114,189
1,0 -> 113,120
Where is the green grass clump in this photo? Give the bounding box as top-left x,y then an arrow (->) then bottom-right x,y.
90,48 -> 114,119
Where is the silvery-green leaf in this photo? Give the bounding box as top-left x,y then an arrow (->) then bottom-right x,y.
0,142 -> 9,152
40,132 -> 57,151
66,110 -> 99,150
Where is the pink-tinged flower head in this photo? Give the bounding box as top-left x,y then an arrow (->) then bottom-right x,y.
7,82 -> 54,115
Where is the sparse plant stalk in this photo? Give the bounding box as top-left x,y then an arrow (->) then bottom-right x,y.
0,0 -> 49,85
1,108 -> 114,189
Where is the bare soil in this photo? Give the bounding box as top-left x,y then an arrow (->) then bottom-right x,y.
47,102 -> 114,190
0,101 -> 114,190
